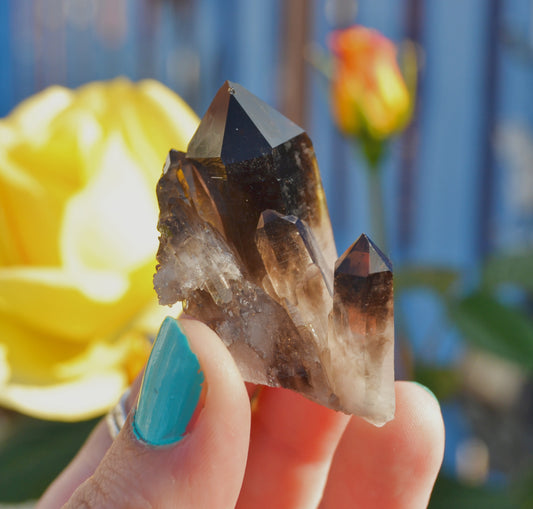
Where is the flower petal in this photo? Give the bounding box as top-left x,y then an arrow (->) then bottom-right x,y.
0,79 -> 198,419
60,134 -> 159,273
0,262 -> 154,342
0,371 -> 126,421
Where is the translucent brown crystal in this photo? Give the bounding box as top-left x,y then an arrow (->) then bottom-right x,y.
154,81 -> 395,425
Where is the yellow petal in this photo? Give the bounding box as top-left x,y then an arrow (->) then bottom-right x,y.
0,344 -> 10,386
3,86 -> 74,141
0,155 -> 47,265
0,312 -> 145,419
98,79 -> 198,182
138,79 -> 199,146
0,371 -> 126,421
0,79 -> 199,420
376,63 -> 410,117
0,95 -> 104,266
0,262 -> 154,342
0,314 -> 103,384
60,134 -> 159,273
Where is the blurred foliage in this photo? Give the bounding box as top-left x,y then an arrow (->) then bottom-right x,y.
429,475 -> 514,508
395,267 -> 460,295
413,365 -> 461,401
429,469 -> 533,509
448,250 -> 533,372
396,251 -> 533,374
482,252 -> 533,294
0,414 -> 98,502
403,250 -> 533,507
450,292 -> 533,372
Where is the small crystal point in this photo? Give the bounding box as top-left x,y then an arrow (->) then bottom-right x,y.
256,209 -> 333,357
336,233 -> 392,276
187,81 -> 304,163
256,210 -> 333,299
327,234 -> 395,426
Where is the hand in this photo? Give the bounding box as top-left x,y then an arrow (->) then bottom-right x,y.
38,318 -> 444,508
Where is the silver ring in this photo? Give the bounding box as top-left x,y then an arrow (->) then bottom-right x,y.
106,388 -> 131,439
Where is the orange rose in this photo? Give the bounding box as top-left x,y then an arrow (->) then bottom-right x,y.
329,26 -> 412,141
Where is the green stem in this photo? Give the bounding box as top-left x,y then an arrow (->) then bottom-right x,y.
368,167 -> 387,252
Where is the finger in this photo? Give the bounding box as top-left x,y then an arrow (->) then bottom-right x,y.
37,377 -> 143,508
320,381 -> 445,509
40,355 -> 257,504
237,386 -> 350,509
40,318 -> 251,509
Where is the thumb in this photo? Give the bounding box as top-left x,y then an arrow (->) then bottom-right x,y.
55,318 -> 250,508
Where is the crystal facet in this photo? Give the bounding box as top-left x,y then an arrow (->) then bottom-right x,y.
154,81 -> 395,425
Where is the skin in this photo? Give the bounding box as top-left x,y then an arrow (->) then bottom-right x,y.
38,319 -> 445,509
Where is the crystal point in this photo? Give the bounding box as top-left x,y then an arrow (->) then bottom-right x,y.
154,82 -> 395,425
336,233 -> 393,276
187,81 -> 305,163
328,235 -> 395,425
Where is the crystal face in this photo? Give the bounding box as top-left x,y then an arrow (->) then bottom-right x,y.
154,81 -> 395,425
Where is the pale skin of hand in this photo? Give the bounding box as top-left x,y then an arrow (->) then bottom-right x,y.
38,320 -> 445,509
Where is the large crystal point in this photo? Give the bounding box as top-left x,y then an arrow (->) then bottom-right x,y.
154,81 -> 395,424
327,234 -> 395,425
186,81 -> 337,280
188,81 -> 305,163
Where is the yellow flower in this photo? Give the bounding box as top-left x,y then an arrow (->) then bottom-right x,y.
0,79 -> 198,420
329,26 -> 412,140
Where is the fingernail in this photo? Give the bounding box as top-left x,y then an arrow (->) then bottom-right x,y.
412,381 -> 439,401
133,317 -> 205,446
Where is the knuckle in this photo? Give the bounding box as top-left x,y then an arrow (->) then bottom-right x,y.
65,458 -> 153,509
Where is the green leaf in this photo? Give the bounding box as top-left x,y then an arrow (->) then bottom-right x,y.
414,365 -> 461,400
361,135 -> 386,169
482,251 -> 533,293
449,292 -> 533,372
0,415 -> 98,502
429,475 -> 517,509
395,267 -> 460,294
513,468 -> 533,509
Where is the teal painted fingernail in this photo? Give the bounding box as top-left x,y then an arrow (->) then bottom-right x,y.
413,381 -> 438,400
133,317 -> 205,446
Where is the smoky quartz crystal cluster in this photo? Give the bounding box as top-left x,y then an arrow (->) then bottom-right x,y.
154,81 -> 394,425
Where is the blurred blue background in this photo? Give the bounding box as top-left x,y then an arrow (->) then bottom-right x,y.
1,0 -> 533,506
